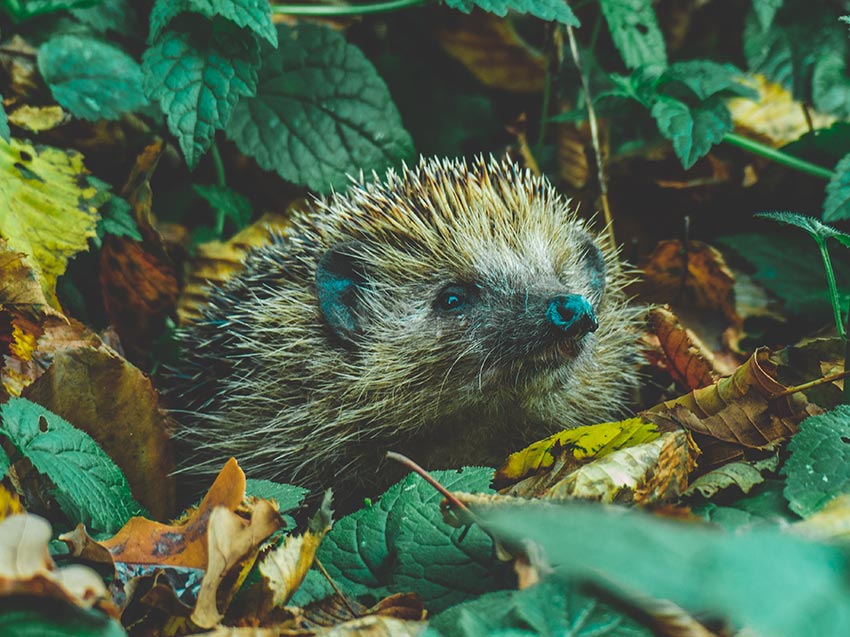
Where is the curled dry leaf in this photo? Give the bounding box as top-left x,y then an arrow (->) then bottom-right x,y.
434,11 -> 545,93
177,211 -> 291,325
202,615 -> 428,637
645,348 -> 819,471
22,345 -> 175,518
303,593 -> 426,627
0,513 -> 117,617
647,305 -> 721,391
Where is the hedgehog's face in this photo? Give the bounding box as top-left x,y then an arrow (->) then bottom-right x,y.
314,226 -> 608,393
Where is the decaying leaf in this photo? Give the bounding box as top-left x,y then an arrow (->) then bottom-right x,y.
683,453 -> 780,499
7,105 -> 67,132
303,592 -> 426,626
177,211 -> 291,325
0,513 -> 118,617
495,417 -> 660,488
645,348 -> 819,471
791,494 -> 850,542
0,138 -> 99,306
647,305 -> 722,390
434,12 -> 545,92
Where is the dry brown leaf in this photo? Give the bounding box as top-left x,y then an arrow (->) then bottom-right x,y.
101,458 -> 248,568
177,211 -> 291,325
303,593 -> 426,627
22,346 -> 175,519
645,348 -> 819,471
0,514 -> 118,617
647,306 -> 721,390
555,121 -> 591,190
192,501 -> 283,629
434,12 -> 545,93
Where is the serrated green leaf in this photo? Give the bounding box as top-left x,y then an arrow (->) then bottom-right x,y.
812,53 -> 850,119
443,0 -> 578,25
661,61 -> 758,101
0,97 -> 8,143
193,183 -> 252,233
783,406 -> 850,517
0,0 -> 95,21
295,468 -> 512,613
0,398 -> 142,534
752,0 -> 783,31
824,154 -> 850,223
70,0 -> 138,36
143,21 -> 260,169
719,233 -> 850,318
149,0 -> 276,46
598,0 -> 666,69
0,599 -> 126,637
483,502 -> 850,637
429,579 -> 652,637
227,22 -> 413,193
757,211 -> 850,247
652,95 -> 731,169
245,479 -> 306,528
37,35 -> 147,121
743,10 -> 793,89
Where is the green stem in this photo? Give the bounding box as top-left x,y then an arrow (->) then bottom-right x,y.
272,0 -> 427,16
723,132 -> 835,181
210,142 -> 226,188
817,238 -> 847,340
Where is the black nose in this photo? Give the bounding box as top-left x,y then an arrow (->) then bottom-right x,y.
546,294 -> 598,338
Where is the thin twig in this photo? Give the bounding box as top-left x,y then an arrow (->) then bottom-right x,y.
565,25 -> 616,254
386,451 -> 473,518
773,369 -> 850,399
314,557 -> 360,617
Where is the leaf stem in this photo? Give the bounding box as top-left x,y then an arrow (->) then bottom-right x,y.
210,142 -> 226,188
722,132 -> 835,181
816,238 -> 847,340
271,0 -> 427,16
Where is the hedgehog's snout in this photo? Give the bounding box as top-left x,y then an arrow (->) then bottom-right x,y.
546,294 -> 598,340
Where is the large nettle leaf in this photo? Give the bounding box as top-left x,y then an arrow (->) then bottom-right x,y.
38,34 -> 148,121
598,0 -> 666,69
292,468 -> 513,614
0,398 -> 142,535
443,0 -> 578,25
148,0 -> 276,46
824,153 -> 850,222
226,22 -> 414,193
143,18 -> 260,169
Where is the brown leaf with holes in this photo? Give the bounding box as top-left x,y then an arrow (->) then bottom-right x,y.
101,458 -> 247,568
99,140 -> 178,365
178,211 -> 291,325
648,306 -> 721,390
434,11 -> 545,93
22,346 -> 175,519
644,348 -> 820,471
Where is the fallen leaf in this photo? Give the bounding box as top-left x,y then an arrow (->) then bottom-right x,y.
647,305 -> 721,390
435,11 -> 545,93
7,104 -> 67,132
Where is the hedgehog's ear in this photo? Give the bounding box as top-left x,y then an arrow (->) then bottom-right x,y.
316,241 -> 368,344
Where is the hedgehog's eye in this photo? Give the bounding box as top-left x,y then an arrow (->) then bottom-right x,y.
436,285 -> 469,312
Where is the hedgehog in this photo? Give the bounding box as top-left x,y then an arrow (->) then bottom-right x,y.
165,156 -> 641,501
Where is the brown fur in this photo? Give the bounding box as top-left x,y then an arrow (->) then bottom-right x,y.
165,156 -> 641,499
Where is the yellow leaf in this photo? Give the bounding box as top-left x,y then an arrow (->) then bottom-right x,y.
0,138 -> 99,307
7,105 -> 67,132
495,417 -> 660,486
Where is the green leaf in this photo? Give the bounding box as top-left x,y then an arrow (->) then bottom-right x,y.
70,0 -> 139,36
757,211 -> 850,247
0,599 -> 126,637
719,233 -> 850,318
443,0 -> 578,25
37,35 -> 148,121
651,95 -> 731,169
0,397 -> 142,534
743,10 -> 793,89
752,0 -> 783,31
429,579 -> 652,637
148,0 -> 276,46
783,406 -> 850,517
294,468 -> 513,613
812,53 -> 850,119
824,154 -> 850,222
0,0 -> 95,21
483,502 -> 850,637
193,183 -> 252,233
227,22 -> 414,193
598,0 -> 666,69
684,454 -> 779,500
142,21 -> 260,169
660,61 -> 758,101
0,97 -> 8,143
0,445 -> 9,479
245,478 -> 307,528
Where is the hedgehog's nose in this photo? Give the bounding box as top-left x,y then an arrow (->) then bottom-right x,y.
546,294 -> 598,338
